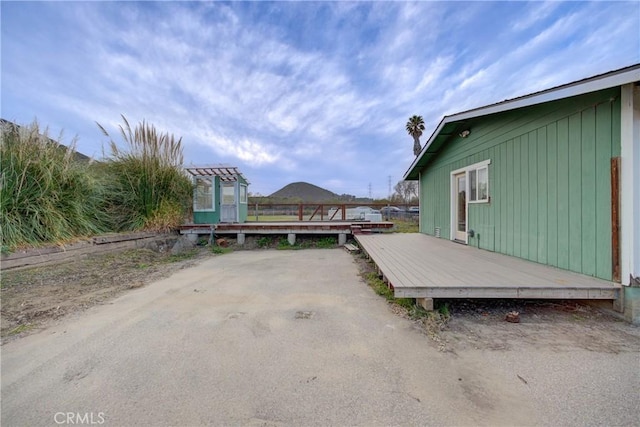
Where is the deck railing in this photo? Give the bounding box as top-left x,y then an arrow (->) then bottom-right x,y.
248,203 -> 419,222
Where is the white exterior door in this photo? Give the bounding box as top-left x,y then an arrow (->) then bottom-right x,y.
453,172 -> 467,242
220,182 -> 237,222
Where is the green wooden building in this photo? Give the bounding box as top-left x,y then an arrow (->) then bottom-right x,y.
186,165 -> 249,224
404,65 -> 640,298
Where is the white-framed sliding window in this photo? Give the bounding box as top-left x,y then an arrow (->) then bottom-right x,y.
194,176 -> 215,211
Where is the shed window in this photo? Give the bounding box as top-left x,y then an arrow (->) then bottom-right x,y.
469,165 -> 489,202
240,184 -> 248,204
222,183 -> 235,204
194,177 -> 215,211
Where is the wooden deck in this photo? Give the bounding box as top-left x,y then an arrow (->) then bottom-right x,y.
180,221 -> 394,235
355,233 -> 621,300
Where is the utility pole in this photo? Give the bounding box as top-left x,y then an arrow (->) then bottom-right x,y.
368,182 -> 372,200
387,175 -> 392,215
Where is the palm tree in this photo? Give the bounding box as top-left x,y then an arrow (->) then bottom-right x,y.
406,115 -> 425,156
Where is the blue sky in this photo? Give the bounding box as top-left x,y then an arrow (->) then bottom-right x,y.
2,1 -> 639,197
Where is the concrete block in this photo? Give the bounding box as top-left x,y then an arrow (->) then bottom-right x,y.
338,233 -> 347,246
416,297 -> 434,311
171,235 -> 195,255
623,286 -> 640,325
237,233 -> 245,245
287,233 -> 296,245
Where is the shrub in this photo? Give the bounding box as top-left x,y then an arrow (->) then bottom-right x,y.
315,236 -> 337,248
0,121 -> 108,250
97,116 -> 192,232
256,236 -> 272,248
277,237 -> 291,249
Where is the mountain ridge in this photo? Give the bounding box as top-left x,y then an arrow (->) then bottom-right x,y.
268,181 -> 339,202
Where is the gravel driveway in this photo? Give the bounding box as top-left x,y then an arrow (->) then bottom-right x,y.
2,249 -> 638,426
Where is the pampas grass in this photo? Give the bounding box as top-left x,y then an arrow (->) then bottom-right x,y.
97,115 -> 192,232
1,116 -> 193,252
0,120 -> 108,251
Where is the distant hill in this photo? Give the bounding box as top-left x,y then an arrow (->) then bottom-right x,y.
269,182 -> 340,202
1,118 -> 91,162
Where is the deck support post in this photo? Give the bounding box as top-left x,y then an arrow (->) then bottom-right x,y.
613,287 -> 624,313
186,232 -> 198,244
416,297 -> 434,311
338,233 -> 347,246
237,233 -> 245,245
288,233 -> 296,245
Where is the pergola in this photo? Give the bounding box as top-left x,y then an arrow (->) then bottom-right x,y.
185,165 -> 249,183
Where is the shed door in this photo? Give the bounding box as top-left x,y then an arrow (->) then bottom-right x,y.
454,172 -> 467,242
221,182 -> 237,222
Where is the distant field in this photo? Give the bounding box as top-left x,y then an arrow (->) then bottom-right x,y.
246,216 -> 418,232
391,219 -> 419,233
249,215 -> 301,222
250,215 -> 338,221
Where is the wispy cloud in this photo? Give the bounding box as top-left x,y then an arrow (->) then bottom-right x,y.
2,1 -> 638,197
511,1 -> 563,32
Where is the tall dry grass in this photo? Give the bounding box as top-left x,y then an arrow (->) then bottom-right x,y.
0,121 -> 108,251
97,116 -> 192,232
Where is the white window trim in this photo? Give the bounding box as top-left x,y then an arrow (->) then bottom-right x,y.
450,159 -> 491,242
451,159 -> 491,175
194,176 -> 216,212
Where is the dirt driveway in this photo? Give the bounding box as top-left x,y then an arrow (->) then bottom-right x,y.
2,249 -> 639,426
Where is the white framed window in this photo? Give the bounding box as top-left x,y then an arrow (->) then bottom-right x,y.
194,177 -> 215,211
469,165 -> 489,202
239,184 -> 248,204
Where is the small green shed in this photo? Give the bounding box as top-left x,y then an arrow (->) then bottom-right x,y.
186,165 -> 249,224
404,64 -> 639,289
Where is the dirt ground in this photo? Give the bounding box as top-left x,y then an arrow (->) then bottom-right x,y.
2,244 -> 639,355
408,298 -> 640,355
0,247 -> 212,343
0,236 -> 347,343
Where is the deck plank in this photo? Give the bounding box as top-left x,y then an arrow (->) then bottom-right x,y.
355,233 -> 620,300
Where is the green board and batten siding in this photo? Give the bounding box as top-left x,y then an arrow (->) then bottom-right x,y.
193,174 -> 249,224
193,211 -> 220,224
420,88 -> 621,281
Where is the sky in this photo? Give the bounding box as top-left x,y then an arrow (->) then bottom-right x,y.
2,1 -> 639,198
